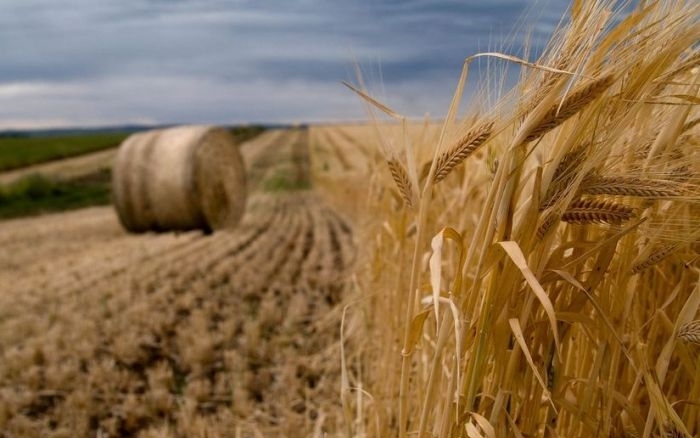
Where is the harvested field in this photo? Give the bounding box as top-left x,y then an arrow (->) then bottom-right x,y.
241,128 -> 310,191
0,129 -> 356,437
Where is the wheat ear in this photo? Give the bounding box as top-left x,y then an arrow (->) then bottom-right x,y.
524,74 -> 615,143
561,198 -> 636,225
528,54 -> 572,107
678,320 -> 700,345
433,121 -> 494,183
630,242 -> 682,274
580,175 -> 686,198
387,159 -> 416,208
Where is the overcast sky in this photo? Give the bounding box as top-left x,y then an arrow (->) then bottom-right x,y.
0,0 -> 571,130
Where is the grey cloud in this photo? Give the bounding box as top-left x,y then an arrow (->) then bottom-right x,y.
0,0 -> 572,128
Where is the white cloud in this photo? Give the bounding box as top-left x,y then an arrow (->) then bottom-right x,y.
0,82 -> 83,99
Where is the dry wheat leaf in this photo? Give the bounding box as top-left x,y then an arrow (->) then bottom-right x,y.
403,307 -> 431,356
499,241 -> 561,354
429,227 -> 464,329
430,230 -> 446,329
561,218 -> 645,271
505,411 -> 527,438
465,422 -> 486,438
470,412 -> 496,438
508,318 -> 557,413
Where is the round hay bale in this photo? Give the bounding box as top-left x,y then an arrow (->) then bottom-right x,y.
112,125 -> 247,232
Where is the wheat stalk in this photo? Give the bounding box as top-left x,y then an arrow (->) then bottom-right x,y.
630,242 -> 682,274
387,159 -> 416,208
580,175 -> 686,198
561,198 -> 636,225
678,320 -> 700,345
433,121 -> 495,183
524,74 -> 615,143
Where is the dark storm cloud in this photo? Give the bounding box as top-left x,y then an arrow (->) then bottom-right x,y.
0,0 -> 571,129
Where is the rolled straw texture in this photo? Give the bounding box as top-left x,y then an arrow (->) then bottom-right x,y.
112,125 -> 247,232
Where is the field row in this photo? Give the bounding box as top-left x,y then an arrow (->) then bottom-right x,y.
0,126 -> 357,436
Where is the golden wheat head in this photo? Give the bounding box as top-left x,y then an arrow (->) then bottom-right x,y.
387,159 -> 416,207
433,120 -> 495,183
561,198 -> 636,225
678,320 -> 700,345
525,74 -> 615,143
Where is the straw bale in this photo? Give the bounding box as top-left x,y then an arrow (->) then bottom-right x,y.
112,125 -> 246,232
